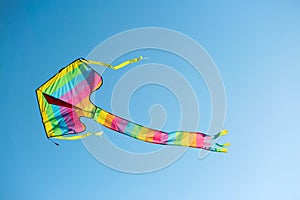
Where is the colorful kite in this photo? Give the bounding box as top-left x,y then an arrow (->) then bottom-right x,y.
36,57 -> 230,152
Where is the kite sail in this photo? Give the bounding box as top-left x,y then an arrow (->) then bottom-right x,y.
36,57 -> 230,152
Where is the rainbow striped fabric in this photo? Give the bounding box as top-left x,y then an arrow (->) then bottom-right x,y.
93,108 -> 229,152
36,58 -> 101,138
36,57 -> 229,152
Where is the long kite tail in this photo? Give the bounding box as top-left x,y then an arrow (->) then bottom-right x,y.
93,107 -> 230,153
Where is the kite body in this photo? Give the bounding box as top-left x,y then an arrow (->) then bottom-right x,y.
36,57 -> 229,152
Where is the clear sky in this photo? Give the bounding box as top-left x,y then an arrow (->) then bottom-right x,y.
1,1 -> 300,199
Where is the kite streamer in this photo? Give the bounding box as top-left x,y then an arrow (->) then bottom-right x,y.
36,57 -> 229,152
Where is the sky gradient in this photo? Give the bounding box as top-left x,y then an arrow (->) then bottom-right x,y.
1,1 -> 300,199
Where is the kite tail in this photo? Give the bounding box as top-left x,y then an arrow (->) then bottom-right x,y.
201,130 -> 230,153
202,141 -> 230,153
93,107 -> 229,153
213,129 -> 228,139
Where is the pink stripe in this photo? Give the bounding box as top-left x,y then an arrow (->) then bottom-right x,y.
71,83 -> 94,106
72,112 -> 85,132
59,107 -> 84,134
62,81 -> 90,105
161,132 -> 168,144
60,73 -> 102,105
111,116 -> 128,133
196,133 -> 204,147
152,131 -> 168,144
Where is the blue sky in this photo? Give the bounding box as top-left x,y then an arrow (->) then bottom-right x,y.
1,1 -> 300,199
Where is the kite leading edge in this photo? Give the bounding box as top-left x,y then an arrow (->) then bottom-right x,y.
36,56 -> 230,153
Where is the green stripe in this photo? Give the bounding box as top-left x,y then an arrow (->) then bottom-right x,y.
44,63 -> 85,95
131,125 -> 142,138
175,131 -> 183,145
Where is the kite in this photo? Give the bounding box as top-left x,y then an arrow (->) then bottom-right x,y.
36,57 -> 230,152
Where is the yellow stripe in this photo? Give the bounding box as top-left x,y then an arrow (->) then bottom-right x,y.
190,133 -> 197,147
145,129 -> 155,143
131,125 -> 141,138
36,90 -> 57,137
137,127 -> 148,141
97,109 -> 108,125
181,132 -> 190,146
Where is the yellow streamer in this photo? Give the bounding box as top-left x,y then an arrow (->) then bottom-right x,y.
83,56 -> 143,70
52,132 -> 103,140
